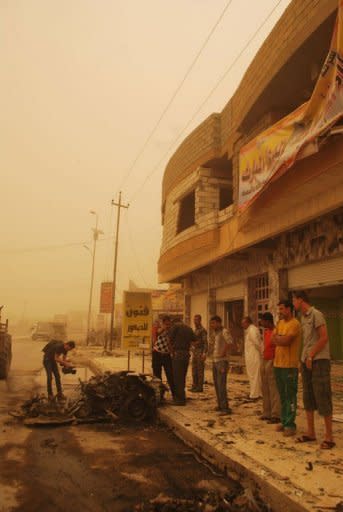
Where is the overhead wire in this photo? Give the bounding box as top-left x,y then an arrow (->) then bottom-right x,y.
104,3 -> 234,289
105,0 -> 233,290
124,211 -> 153,289
1,235 -> 116,255
114,0 -> 234,195
127,0 -> 285,203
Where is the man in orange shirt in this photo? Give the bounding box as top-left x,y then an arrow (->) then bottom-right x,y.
272,300 -> 301,437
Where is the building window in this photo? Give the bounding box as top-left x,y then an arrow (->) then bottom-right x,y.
255,273 -> 269,326
177,191 -> 195,233
219,187 -> 233,210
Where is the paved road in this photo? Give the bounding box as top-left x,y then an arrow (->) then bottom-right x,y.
0,338 -> 236,512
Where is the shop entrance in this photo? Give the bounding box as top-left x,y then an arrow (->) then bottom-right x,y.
306,285 -> 343,360
224,300 -> 244,355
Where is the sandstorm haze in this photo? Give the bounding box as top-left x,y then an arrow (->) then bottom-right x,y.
0,0 -> 290,323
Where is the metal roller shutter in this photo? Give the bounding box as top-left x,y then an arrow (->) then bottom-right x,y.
288,256 -> 343,289
216,282 -> 244,301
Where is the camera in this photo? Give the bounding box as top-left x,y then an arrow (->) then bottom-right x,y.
62,366 -> 77,375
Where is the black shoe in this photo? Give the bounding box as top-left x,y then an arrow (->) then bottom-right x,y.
218,408 -> 232,416
173,399 -> 186,406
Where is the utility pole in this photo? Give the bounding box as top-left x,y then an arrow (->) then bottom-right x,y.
86,211 -> 103,346
109,191 -> 129,351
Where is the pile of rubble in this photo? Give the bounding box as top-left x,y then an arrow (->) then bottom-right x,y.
11,371 -> 167,426
135,488 -> 272,512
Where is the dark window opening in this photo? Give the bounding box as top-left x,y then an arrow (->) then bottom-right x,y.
219,187 -> 233,210
240,11 -> 337,133
177,191 -> 195,233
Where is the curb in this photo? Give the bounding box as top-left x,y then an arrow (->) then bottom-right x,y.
158,408 -> 321,512
80,357 -> 336,512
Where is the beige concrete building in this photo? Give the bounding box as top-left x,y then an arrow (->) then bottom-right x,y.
159,0 -> 343,359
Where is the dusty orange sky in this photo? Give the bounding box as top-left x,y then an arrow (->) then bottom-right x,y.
0,0 -> 290,323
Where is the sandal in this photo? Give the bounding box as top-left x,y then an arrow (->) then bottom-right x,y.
267,417 -> 280,424
320,440 -> 336,450
296,435 -> 317,443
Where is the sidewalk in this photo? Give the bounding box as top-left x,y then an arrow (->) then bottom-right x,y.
74,347 -> 343,512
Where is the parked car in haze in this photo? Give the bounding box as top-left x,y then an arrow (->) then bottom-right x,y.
31,321 -> 67,342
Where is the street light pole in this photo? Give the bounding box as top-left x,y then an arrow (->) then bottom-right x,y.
109,192 -> 129,351
86,210 -> 102,345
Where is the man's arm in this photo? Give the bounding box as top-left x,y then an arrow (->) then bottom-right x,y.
272,323 -> 298,347
250,327 -> 262,351
308,324 -> 328,358
223,328 -> 233,345
54,349 -> 72,367
202,329 -> 208,356
215,328 -> 233,358
55,353 -> 68,365
273,334 -> 294,346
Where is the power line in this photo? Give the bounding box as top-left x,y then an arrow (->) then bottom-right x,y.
128,0 -> 285,203
115,0 -> 234,194
1,236 -> 115,255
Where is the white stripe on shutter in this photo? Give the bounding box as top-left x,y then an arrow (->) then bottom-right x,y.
288,256 -> 343,289
216,282 -> 244,301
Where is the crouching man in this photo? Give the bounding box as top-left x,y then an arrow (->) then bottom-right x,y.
42,340 -> 75,400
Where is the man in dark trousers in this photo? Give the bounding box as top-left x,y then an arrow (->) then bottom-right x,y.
191,314 -> 208,392
210,315 -> 233,415
151,316 -> 175,397
169,319 -> 196,405
42,339 -> 75,400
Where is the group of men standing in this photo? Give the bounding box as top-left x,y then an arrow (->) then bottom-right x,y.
152,313 -> 234,414
153,289 -> 335,449
240,291 -> 334,449
152,315 -> 205,405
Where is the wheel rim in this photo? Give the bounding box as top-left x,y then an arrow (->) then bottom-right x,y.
126,396 -> 147,420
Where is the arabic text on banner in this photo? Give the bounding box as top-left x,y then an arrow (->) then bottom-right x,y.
122,291 -> 152,350
239,0 -> 343,209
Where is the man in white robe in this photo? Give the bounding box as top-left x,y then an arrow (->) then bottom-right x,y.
242,316 -> 262,399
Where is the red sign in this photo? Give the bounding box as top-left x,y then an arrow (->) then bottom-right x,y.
100,282 -> 113,313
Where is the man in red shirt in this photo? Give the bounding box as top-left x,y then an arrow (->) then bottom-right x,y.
260,312 -> 280,423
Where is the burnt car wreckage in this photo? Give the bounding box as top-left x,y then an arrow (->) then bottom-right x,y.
13,371 -> 167,426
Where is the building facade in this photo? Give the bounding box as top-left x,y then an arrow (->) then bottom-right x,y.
159,0 -> 343,359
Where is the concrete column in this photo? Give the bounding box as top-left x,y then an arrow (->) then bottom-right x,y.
208,288 -> 216,319
184,294 -> 191,326
268,263 -> 280,320
278,268 -> 289,300
247,277 -> 257,322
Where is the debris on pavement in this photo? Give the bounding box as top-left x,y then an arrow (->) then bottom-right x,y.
134,487 -> 271,511
10,370 -> 167,426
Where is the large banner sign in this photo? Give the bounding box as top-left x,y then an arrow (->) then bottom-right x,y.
99,282 -> 113,314
239,1 -> 343,209
122,291 -> 152,350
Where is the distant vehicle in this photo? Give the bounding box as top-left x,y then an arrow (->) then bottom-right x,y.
0,306 -> 12,379
31,321 -> 67,342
